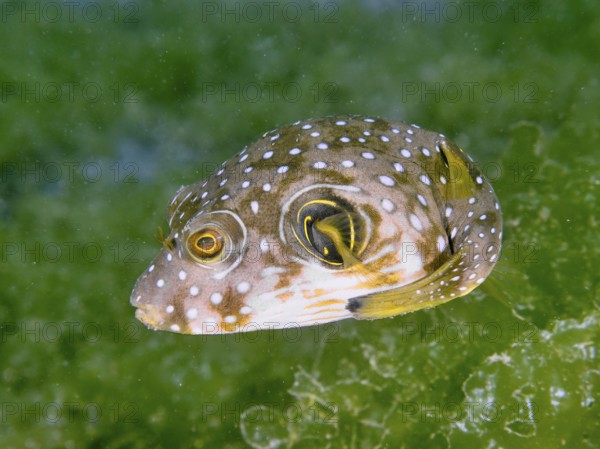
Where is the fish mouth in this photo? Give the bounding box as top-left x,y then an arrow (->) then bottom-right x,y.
129,280 -> 160,328
130,284 -> 164,331
133,305 -> 164,331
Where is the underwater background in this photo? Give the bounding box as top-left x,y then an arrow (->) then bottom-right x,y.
1,0 -> 598,447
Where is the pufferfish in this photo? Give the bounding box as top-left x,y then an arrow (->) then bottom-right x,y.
130,115 -> 502,334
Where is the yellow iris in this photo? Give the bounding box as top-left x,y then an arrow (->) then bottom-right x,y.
187,229 -> 224,261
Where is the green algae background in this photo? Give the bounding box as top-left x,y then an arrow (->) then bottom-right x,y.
1,0 -> 599,448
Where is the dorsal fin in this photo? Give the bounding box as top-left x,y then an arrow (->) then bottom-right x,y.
440,141 -> 476,200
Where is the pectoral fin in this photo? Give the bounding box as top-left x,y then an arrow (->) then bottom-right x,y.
347,248 -> 471,320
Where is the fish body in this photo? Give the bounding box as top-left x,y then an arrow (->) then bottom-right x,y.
130,116 -> 502,334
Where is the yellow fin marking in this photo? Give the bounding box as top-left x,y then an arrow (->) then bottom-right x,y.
441,141 -> 476,200
348,248 -> 470,320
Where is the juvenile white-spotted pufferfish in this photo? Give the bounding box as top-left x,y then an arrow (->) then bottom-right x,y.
131,116 -> 502,334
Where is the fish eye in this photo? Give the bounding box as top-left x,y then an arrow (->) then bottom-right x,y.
186,228 -> 225,261
182,211 -> 247,268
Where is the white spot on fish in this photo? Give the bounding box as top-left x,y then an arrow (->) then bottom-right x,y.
379,175 -> 395,186
437,235 -> 446,252
409,214 -> 423,231
237,281 -> 251,293
381,198 -> 395,212
210,292 -> 223,305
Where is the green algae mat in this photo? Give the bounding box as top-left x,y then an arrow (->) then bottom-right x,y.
1,1 -> 598,448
